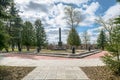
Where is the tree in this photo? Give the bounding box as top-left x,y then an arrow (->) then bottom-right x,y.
67,28 -> 81,47
0,0 -> 11,19
117,0 -> 120,2
22,21 -> 35,51
102,21 -> 120,75
97,30 -> 107,50
34,19 -> 47,53
82,31 -> 90,50
0,27 -> 10,51
99,16 -> 120,75
64,6 -> 82,47
102,0 -> 120,75
0,0 -> 11,51
106,16 -> 120,61
64,6 -> 82,28
9,1 -> 23,52
96,17 -> 114,43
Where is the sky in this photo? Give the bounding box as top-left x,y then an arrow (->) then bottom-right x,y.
14,0 -> 120,44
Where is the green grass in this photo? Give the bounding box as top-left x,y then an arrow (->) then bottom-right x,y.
2,48 -> 87,54
40,49 -> 86,54
2,48 -> 36,52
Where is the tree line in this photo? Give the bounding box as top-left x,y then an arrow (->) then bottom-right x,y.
0,0 -> 47,53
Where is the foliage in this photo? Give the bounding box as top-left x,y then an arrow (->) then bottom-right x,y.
0,0 -> 12,50
0,0 -> 12,19
117,0 -> 120,2
34,19 -> 47,52
67,28 -> 81,46
0,30 -> 10,50
101,16 -> 120,75
22,21 -> 35,51
102,55 -> 120,75
97,29 -> 107,50
8,1 -> 23,52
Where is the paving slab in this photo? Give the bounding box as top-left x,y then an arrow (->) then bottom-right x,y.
22,66 -> 89,80
0,57 -> 105,67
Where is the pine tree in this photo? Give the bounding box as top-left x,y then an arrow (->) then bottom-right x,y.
22,21 -> 35,51
34,19 -> 47,53
9,1 -> 23,52
67,28 -> 81,47
0,0 -> 11,50
102,17 -> 120,75
97,30 -> 107,50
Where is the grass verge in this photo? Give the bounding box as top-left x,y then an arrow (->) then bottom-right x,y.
0,66 -> 35,80
81,66 -> 120,80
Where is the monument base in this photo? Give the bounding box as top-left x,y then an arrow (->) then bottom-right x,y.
52,41 -> 66,50
58,41 -> 62,47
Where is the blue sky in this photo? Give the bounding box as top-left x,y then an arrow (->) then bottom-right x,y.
15,0 -> 120,44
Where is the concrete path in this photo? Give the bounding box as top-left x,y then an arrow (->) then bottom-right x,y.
22,66 -> 89,80
0,53 -> 106,80
0,57 -> 104,67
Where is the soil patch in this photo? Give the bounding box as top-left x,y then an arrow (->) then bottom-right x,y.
0,66 -> 35,80
81,66 -> 120,80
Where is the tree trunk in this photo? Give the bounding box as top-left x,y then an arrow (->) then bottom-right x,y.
102,46 -> 104,50
26,46 -> 29,51
117,52 -> 120,61
12,44 -> 14,51
5,48 -> 9,52
37,46 -> 41,53
11,40 -> 14,51
18,42 -> 21,52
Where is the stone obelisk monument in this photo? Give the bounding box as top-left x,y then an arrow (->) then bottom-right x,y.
58,28 -> 62,47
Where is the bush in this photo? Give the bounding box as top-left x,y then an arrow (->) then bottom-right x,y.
102,55 -> 120,75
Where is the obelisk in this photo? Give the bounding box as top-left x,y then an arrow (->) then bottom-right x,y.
58,28 -> 62,47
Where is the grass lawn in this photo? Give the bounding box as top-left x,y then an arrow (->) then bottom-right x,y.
2,48 -> 36,53
81,66 -> 120,80
2,48 -> 87,54
0,66 -> 35,80
40,49 -> 87,54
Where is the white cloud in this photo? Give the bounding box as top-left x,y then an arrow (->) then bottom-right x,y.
14,0 -> 102,44
85,2 -> 100,15
103,3 -> 120,21
80,2 -> 100,26
54,0 -> 89,6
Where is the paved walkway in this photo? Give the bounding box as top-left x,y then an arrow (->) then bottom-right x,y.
22,66 -> 89,80
84,51 -> 108,59
0,57 -> 104,67
0,51 -> 106,80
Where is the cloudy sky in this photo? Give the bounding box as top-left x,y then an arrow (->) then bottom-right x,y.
14,0 -> 120,44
